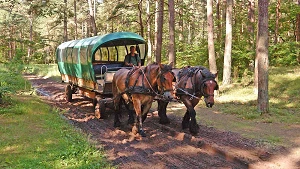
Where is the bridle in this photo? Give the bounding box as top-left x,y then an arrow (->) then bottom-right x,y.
157,69 -> 175,94
199,78 -> 218,98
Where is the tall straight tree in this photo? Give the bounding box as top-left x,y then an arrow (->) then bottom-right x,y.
207,0 -> 218,74
168,0 -> 175,67
146,0 -> 152,63
88,0 -> 97,36
222,0 -> 233,85
274,0 -> 281,44
256,0 -> 269,113
64,0 -> 68,41
297,0 -> 300,63
155,0 -> 164,63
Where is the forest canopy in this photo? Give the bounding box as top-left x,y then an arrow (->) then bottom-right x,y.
0,0 -> 299,81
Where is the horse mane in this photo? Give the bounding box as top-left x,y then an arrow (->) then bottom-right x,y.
178,66 -> 215,80
147,62 -> 172,73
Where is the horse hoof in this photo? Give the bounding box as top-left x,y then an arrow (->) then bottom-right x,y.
139,130 -> 146,137
189,124 -> 199,135
132,126 -> 138,135
159,118 -> 170,125
114,121 -> 121,128
127,118 -> 134,125
182,121 -> 189,129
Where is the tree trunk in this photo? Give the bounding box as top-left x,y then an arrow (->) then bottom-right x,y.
88,0 -> 97,36
248,0 -> 255,45
74,0 -> 78,39
296,0 -> 300,63
207,0 -> 218,74
64,0 -> 68,41
168,0 -> 175,67
27,16 -> 33,60
216,0 -> 221,41
155,0 -> 164,63
146,0 -> 152,64
138,0 -> 144,37
274,0 -> 281,44
222,0 -> 233,85
178,0 -> 184,51
256,0 -> 269,114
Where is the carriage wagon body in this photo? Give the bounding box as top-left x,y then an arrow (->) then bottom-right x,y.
56,32 -> 147,114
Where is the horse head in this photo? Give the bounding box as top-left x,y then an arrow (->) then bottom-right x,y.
200,71 -> 218,108
156,62 -> 175,101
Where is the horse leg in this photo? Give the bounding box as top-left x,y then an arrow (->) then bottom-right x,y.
113,95 -> 121,127
157,100 -> 170,124
132,99 -> 145,136
140,100 -> 152,135
182,110 -> 190,129
188,99 -> 200,134
124,101 -> 135,125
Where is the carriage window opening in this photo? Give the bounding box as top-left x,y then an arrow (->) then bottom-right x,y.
107,46 -> 116,61
62,48 -> 67,62
67,47 -> 73,63
116,46 -> 127,62
72,48 -> 79,64
99,48 -> 102,61
94,48 -> 101,61
79,47 -> 87,64
101,47 -> 108,61
87,45 -> 93,62
107,47 -> 110,61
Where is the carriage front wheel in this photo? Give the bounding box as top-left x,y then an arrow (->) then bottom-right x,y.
94,96 -> 105,119
65,84 -> 72,102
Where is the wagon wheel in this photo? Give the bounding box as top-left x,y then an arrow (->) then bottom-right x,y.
94,96 -> 106,119
65,84 -> 72,102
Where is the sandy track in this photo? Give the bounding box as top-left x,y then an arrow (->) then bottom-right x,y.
25,74 -> 291,169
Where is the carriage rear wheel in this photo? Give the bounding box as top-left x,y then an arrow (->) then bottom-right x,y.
65,84 -> 73,102
94,96 -> 105,119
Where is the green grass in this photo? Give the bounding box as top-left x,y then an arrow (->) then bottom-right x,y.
0,64 -> 113,169
24,64 -> 62,81
0,96 -> 112,169
215,66 -> 300,124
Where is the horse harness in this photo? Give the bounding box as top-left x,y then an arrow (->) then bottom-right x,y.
176,66 -> 218,99
124,64 -> 174,97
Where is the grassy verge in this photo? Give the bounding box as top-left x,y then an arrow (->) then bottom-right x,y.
193,66 -> 300,147
24,64 -> 62,82
0,64 -> 113,168
216,66 -> 300,123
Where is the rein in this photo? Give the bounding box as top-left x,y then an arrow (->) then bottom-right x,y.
173,67 -> 216,100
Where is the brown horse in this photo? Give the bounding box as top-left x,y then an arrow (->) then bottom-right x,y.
112,62 -> 175,137
158,66 -> 218,134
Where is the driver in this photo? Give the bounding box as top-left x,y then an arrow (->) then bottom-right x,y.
124,46 -> 141,67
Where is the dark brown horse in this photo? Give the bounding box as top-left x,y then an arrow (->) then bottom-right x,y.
112,62 -> 175,137
158,66 -> 218,134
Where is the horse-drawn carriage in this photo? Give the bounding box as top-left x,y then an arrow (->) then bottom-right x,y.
56,32 -> 147,118
56,31 -> 219,136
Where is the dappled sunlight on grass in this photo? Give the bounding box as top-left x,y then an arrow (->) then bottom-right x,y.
0,95 -> 112,168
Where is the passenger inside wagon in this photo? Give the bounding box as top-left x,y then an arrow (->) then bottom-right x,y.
124,46 -> 141,67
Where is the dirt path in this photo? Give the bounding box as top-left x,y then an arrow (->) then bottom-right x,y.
25,74 -> 299,169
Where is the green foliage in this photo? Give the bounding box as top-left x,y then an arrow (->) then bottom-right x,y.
270,42 -> 299,66
0,96 -> 113,168
0,64 -> 30,105
175,42 -> 209,68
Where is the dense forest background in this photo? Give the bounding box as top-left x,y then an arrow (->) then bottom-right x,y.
0,0 -> 299,83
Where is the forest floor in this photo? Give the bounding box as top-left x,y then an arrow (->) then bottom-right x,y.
24,74 -> 300,169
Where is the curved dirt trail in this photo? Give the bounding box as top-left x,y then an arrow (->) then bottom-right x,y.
24,74 -> 291,169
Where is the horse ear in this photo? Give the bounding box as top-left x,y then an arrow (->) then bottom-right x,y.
159,63 -> 164,69
214,71 -> 218,78
200,71 -> 206,78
